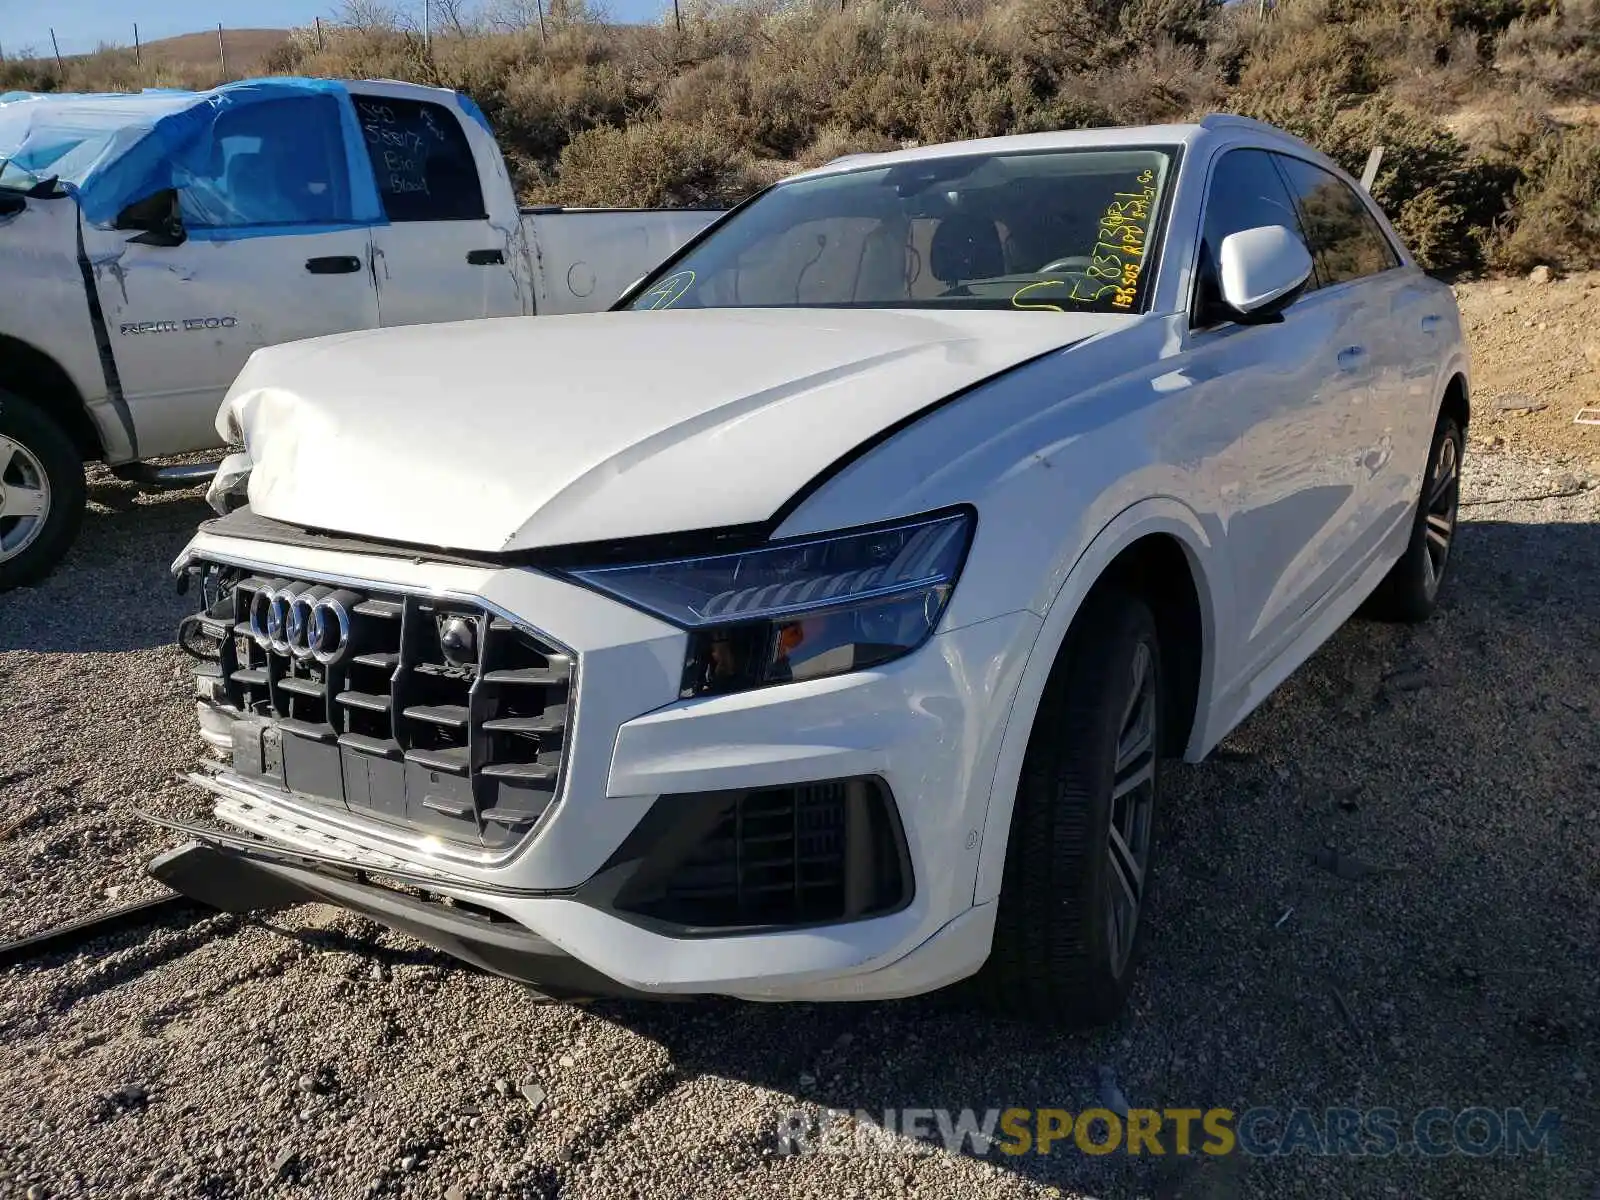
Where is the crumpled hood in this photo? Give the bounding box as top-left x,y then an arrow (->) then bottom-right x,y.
219,307 -> 1130,553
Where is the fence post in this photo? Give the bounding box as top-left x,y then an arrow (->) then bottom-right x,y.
134,23 -> 142,66
673,0 -> 683,32
316,16 -> 325,50
536,0 -> 548,46
51,27 -> 65,79
217,24 -> 228,75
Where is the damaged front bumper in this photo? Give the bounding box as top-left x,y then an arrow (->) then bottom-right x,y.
139,771 -> 998,1004
158,531 -> 1030,1001
146,837 -> 650,1000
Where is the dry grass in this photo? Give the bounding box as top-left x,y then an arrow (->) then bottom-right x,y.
3,0 -> 1599,274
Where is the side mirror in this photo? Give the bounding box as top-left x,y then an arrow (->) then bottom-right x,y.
115,188 -> 187,248
1217,225 -> 1313,324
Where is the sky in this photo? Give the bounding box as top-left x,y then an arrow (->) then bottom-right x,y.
0,0 -> 665,58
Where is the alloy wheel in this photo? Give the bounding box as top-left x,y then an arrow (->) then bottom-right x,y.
1422,433 -> 1460,599
0,433 -> 52,565
1105,639 -> 1157,978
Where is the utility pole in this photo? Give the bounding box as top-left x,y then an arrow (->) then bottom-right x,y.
536,0 -> 548,46
425,0 -> 433,51
315,16 -> 325,50
673,0 -> 682,32
134,23 -> 141,66
50,27 -> 64,78
217,24 -> 227,75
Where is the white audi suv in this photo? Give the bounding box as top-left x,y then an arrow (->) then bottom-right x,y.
151,114 -> 1470,1026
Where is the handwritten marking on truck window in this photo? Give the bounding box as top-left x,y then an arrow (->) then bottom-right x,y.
638,270 -> 695,309
357,100 -> 433,195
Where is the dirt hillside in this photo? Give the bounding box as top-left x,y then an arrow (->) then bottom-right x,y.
1456,269 -> 1600,470
131,29 -> 290,75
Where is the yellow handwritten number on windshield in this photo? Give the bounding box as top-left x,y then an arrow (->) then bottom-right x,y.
1013,168 -> 1156,312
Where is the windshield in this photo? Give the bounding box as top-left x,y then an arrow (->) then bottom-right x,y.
627,146 -> 1175,315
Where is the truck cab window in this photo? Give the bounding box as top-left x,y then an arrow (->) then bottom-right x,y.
175,95 -> 352,229
354,97 -> 486,222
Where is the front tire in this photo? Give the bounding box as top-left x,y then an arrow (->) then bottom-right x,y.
0,389 -> 86,591
973,588 -> 1163,1027
1364,413 -> 1463,624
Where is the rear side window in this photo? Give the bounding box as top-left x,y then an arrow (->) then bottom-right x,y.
353,96 -> 485,222
1273,155 -> 1401,286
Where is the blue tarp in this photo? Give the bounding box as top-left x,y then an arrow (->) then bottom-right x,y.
0,78 -> 385,237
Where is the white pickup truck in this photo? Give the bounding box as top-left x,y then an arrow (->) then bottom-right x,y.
0,78 -> 718,587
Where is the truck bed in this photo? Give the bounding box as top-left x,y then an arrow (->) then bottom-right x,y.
517,207 -> 721,316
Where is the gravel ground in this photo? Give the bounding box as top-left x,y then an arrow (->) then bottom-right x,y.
1,450 -> 1597,1199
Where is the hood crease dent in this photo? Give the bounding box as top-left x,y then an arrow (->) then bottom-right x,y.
221,307 -> 1132,553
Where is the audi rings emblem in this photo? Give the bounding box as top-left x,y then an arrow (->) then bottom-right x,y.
249,583 -> 357,663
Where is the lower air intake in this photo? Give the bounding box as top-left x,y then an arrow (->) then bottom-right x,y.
602,778 -> 911,932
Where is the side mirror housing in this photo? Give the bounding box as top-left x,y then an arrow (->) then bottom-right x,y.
115,188 -> 187,248
1217,225 -> 1314,324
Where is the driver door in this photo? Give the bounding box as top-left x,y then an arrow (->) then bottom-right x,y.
82,92 -> 380,458
1181,148 -> 1375,693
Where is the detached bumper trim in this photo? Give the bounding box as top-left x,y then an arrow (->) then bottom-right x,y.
148,840 -> 659,1000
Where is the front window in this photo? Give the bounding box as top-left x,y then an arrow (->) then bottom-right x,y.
626,147 -> 1176,315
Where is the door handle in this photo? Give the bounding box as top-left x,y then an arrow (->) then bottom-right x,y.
305,255 -> 363,274
1336,346 -> 1368,371
466,248 -> 506,266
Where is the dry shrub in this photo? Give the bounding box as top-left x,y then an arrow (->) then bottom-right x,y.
1,0 -> 1596,272
539,119 -> 758,207
658,55 -> 817,157
1490,123 -> 1600,270
1496,0 -> 1600,97
1017,0 -> 1218,74
797,124 -> 901,168
1089,37 -> 1224,124
1231,12 -> 1387,105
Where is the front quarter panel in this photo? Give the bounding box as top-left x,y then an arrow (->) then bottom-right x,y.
779,314 -> 1246,909
776,315 -> 1234,632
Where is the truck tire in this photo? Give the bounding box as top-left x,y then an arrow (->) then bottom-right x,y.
972,587 -> 1164,1027
0,388 -> 86,590
1362,413 -> 1463,624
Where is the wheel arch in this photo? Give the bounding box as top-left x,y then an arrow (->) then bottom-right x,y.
0,333 -> 103,460
972,499 -> 1224,906
1440,371 -> 1469,431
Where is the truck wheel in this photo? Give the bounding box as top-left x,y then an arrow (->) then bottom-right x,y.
1363,413 -> 1463,624
0,389 -> 85,591
973,587 -> 1164,1027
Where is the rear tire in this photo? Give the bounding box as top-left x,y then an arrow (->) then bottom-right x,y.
972,588 -> 1164,1027
0,388 -> 85,591
1363,413 -> 1463,624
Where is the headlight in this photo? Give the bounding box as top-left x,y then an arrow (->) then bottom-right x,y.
565,510 -> 973,696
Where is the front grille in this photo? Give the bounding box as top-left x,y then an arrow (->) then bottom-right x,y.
191,569 -> 572,849
606,779 -> 910,931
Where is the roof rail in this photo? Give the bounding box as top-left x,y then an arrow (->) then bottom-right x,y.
1197,112 -> 1320,153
